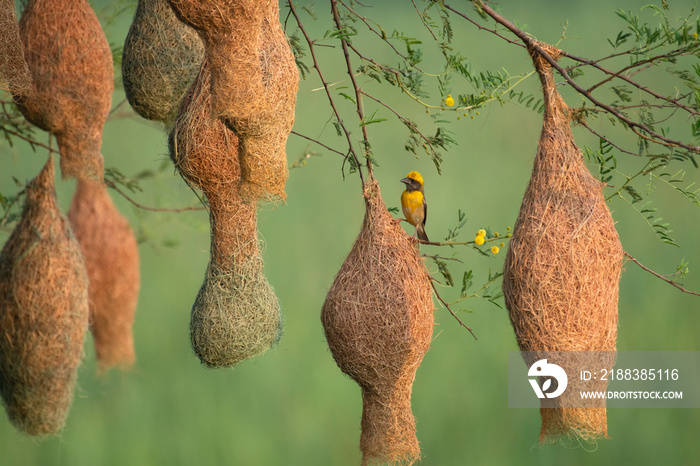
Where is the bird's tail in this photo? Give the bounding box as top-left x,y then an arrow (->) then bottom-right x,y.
417,225 -> 429,243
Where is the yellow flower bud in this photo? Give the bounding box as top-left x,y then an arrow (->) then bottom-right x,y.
491,246 -> 500,254
445,95 -> 455,107
474,235 -> 485,246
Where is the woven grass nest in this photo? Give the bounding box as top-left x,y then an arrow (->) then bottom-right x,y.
68,163 -> 141,373
169,61 -> 281,368
0,157 -> 89,435
167,0 -> 298,204
0,0 -> 32,96
322,178 -> 434,465
15,0 -> 113,180
502,43 -> 623,443
122,0 -> 204,126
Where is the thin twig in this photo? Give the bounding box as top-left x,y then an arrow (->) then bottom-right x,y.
104,179 -> 205,213
290,130 -> 348,158
288,0 -> 365,185
624,251 -> 700,297
1,127 -> 58,154
431,279 -> 478,340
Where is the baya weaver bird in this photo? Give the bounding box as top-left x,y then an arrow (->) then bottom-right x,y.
400,171 -> 429,242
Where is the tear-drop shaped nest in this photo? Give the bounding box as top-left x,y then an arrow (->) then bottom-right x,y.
122,0 -> 204,126
15,0 -> 113,180
322,178 -> 434,465
69,174 -> 140,372
0,157 -> 89,435
502,42 -> 623,444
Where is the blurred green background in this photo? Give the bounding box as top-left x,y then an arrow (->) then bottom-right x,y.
1,0 -> 699,464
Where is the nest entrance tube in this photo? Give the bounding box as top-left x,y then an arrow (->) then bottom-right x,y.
321,179 -> 434,465
502,42 -> 623,443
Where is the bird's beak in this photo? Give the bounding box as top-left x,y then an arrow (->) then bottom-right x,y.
400,177 -> 410,185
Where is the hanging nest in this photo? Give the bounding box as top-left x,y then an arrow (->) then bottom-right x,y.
0,0 -> 31,96
0,157 -> 89,435
167,0 -> 298,203
15,0 -> 113,180
502,42 -> 623,444
321,178 -> 434,465
122,0 -> 204,126
68,166 -> 140,372
169,61 -> 282,368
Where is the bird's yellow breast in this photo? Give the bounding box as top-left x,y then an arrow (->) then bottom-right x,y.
401,190 -> 425,226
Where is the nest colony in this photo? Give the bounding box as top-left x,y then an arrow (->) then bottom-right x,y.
0,0 -> 141,434
167,0 -> 299,204
0,158 -> 89,435
322,179 -> 434,465
170,63 -> 282,367
13,0 -> 141,374
502,43 -> 623,443
0,0 -> 31,96
68,157 -> 141,372
15,0 -> 113,181
122,0 -> 204,126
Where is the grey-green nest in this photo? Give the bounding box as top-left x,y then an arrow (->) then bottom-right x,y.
191,257 -> 282,368
122,0 -> 204,126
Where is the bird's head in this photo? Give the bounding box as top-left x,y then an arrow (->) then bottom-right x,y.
400,171 -> 424,191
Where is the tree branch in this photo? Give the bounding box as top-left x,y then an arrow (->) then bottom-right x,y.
624,251 -> 700,297
431,279 -> 478,340
462,0 -> 700,153
331,0 -> 373,176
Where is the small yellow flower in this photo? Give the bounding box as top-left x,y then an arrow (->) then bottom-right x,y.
491,246 -> 500,254
494,232 -> 499,237
445,95 -> 455,107
474,235 -> 485,246
477,229 -> 486,237
499,242 -> 505,247
506,226 -> 511,231
694,32 -> 698,39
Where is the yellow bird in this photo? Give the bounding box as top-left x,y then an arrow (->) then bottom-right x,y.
400,171 -> 429,242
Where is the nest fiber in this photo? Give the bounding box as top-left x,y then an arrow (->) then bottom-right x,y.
0,157 -> 89,435
16,0 -> 113,180
502,43 -> 623,443
170,61 -> 282,368
0,0 -> 31,96
69,171 -> 140,372
322,179 -> 434,465
167,0 -> 298,203
122,0 -> 204,126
